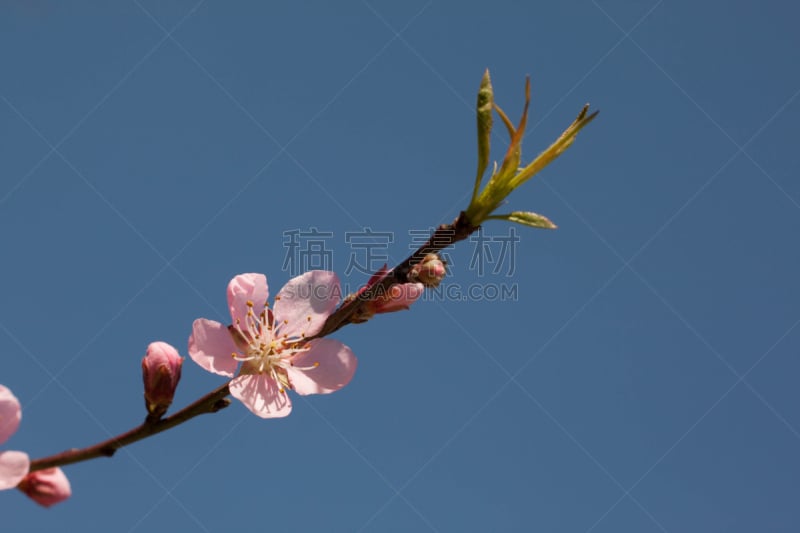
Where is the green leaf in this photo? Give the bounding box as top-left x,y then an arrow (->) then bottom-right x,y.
488,211 -> 557,229
493,77 -> 530,190
511,104 -> 598,189
471,69 -> 494,205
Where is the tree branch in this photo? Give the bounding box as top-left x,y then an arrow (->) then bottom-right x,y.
28,384 -> 231,472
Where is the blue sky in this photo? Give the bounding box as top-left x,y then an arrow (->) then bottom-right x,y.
1,1 -> 799,532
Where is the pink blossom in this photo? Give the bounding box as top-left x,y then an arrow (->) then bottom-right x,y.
189,272 -> 357,418
0,385 -> 30,490
348,265 -> 424,321
142,341 -> 184,419
18,467 -> 71,507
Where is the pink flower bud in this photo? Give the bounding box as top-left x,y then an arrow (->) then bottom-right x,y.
142,341 -> 183,419
17,468 -> 71,507
345,265 -> 425,322
409,253 -> 447,288
370,282 -> 425,314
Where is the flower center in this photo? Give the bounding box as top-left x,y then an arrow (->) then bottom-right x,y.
230,300 -> 315,393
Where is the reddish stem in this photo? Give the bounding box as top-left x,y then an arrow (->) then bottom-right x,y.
28,384 -> 231,472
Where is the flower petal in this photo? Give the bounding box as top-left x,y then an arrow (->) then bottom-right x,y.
18,467 -> 71,507
0,385 -> 22,445
0,450 -> 29,490
374,282 -> 424,313
188,319 -> 238,377
229,374 -> 292,418
227,273 -> 269,327
288,338 -> 357,395
273,271 -> 340,339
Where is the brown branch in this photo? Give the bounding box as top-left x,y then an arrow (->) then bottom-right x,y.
28,384 -> 231,472
310,211 -> 479,339
27,212 -> 479,473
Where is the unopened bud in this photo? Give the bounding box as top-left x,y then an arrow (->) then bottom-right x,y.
142,341 -> 183,420
347,281 -> 425,323
18,468 -> 71,508
370,282 -> 424,314
346,265 -> 426,323
409,254 -> 447,288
